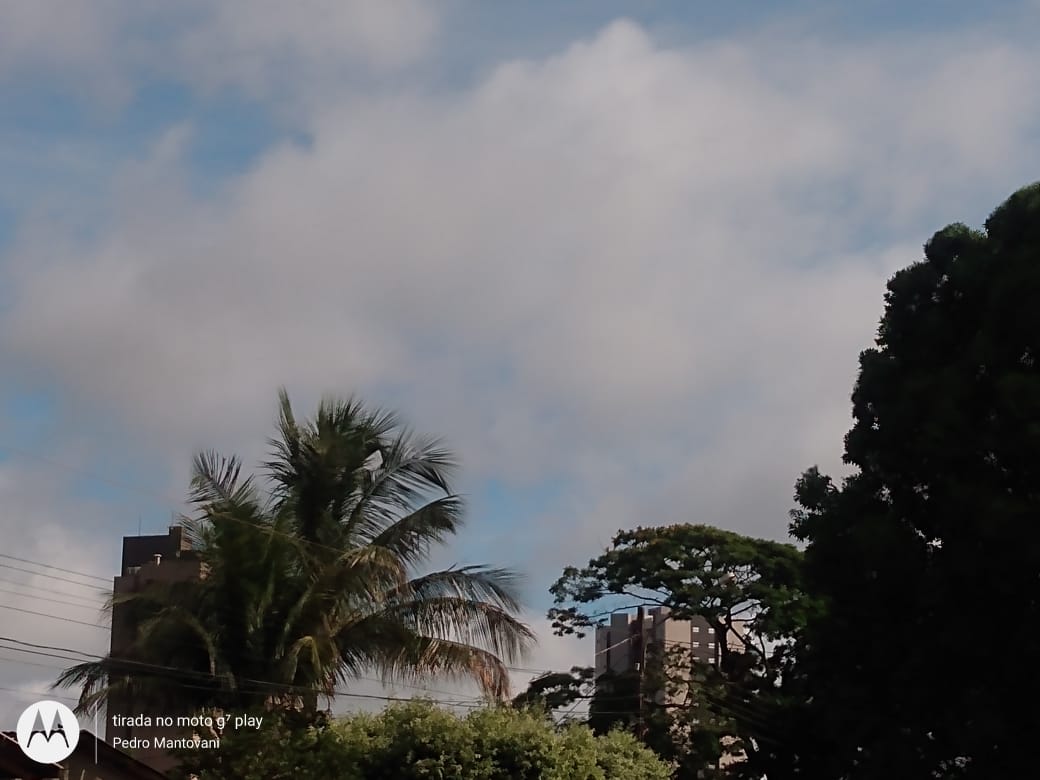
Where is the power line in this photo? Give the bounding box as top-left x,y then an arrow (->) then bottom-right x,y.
0,448 -> 561,683
0,586 -> 104,611
0,603 -> 108,630
0,652 -> 69,671
0,684 -> 79,705
0,574 -> 106,606
0,447 -> 579,683
0,592 -> 554,681
595,631 -> 636,656
0,633 -> 782,744
553,688 -> 589,725
0,642 -> 98,666
0,553 -> 110,584
0,551 -> 559,678
569,612 -> 785,742
0,554 -> 762,711
0,562 -> 110,594
0,637 -> 479,702
0,636 -> 497,711
0,636 -> 98,660
0,641 -> 110,699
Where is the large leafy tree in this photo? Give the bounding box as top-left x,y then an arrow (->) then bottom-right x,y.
58,390 -> 534,714
790,183 -> 1040,778
548,524 -> 810,777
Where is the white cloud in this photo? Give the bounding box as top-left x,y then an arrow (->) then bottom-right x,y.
170,0 -> 440,103
0,459 -> 115,728
0,0 -> 134,102
2,17 -> 1040,712
0,0 -> 440,106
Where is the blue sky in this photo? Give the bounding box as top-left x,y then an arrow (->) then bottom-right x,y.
2,0 -> 1033,243
1,0 -> 1039,713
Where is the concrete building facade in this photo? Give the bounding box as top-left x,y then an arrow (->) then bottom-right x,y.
594,606 -> 747,680
594,607 -> 749,771
107,526 -> 204,774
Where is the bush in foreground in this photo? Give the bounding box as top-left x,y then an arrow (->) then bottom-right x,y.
176,700 -> 672,779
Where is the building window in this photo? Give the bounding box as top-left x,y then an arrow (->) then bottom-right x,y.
708,642 -> 715,649
692,641 -> 700,648
692,626 -> 700,633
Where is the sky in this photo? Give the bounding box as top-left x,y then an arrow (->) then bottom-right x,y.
1,0 -> 1039,725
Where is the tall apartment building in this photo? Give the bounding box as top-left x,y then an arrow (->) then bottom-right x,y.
594,606 -> 747,679
107,526 -> 205,774
594,607 -> 749,770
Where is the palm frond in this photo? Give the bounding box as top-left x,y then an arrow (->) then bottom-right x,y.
391,566 -> 528,613
365,496 -> 465,567
262,387 -> 303,492
135,606 -> 220,677
373,596 -> 534,661
344,430 -> 458,541
189,451 -> 255,507
375,636 -> 516,700
55,660 -> 111,715
283,632 -> 340,697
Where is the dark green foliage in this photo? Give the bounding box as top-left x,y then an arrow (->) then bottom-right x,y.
170,709 -> 344,779
175,701 -> 673,780
549,524 -> 808,646
512,666 -> 596,713
510,665 -> 646,736
587,668 -> 640,736
790,182 -> 1040,778
549,524 -> 813,777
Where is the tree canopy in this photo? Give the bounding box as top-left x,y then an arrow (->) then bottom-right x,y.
789,182 -> 1040,778
175,701 -> 673,780
512,666 -> 595,714
548,523 -> 811,777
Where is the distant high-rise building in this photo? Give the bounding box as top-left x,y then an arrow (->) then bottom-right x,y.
107,526 -> 204,774
594,606 -> 747,679
594,606 -> 748,769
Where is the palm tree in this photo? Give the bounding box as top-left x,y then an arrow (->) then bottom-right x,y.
58,389 -> 534,714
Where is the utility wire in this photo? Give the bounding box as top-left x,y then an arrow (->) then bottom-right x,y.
0,562 -> 110,594
0,557 -> 566,678
0,637 -> 493,710
0,636 -> 98,660
0,652 -> 69,671
0,443 -> 606,682
0,574 -> 106,606
0,553 -> 110,584
576,613 -> 785,741
0,586 -> 105,611
0,637 -> 483,703
0,603 -> 109,629
0,684 -> 80,705
0,633 -> 781,741
0,591 -> 558,679
0,642 -> 98,665
0,448 -> 582,680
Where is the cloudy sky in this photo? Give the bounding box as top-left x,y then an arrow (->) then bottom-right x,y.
1,0 -> 1039,724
